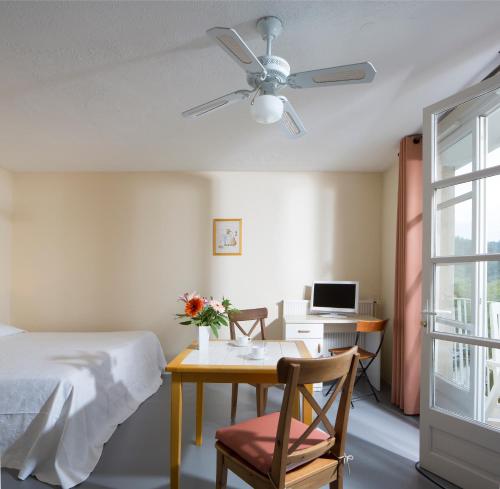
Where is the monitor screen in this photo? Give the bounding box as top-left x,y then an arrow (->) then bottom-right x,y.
311,282 -> 358,312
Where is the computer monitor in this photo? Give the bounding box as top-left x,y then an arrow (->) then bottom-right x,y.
310,281 -> 359,315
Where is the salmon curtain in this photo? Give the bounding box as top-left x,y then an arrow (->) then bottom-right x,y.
391,135 -> 423,415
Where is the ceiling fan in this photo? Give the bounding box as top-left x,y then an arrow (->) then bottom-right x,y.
182,16 -> 376,138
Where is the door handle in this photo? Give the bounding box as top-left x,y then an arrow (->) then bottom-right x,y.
421,310 -> 436,328
298,330 -> 311,334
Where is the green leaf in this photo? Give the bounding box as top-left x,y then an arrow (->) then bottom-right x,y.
179,321 -> 192,326
210,324 -> 219,338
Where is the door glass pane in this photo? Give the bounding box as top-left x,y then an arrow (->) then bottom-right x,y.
436,130 -> 473,181
435,261 -> 500,340
487,105 -> 500,168
452,180 -> 473,198
435,186 -> 473,256
434,337 -> 471,392
433,339 -> 500,431
485,175 -> 500,252
435,262 -> 473,327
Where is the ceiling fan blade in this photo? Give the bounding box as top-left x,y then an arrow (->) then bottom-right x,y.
279,97 -> 306,139
207,27 -> 266,77
182,90 -> 252,119
287,62 -> 376,89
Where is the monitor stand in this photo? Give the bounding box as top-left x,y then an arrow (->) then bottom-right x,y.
318,313 -> 348,319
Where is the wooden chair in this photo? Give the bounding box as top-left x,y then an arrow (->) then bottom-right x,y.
229,308 -> 271,421
215,346 -> 359,489
328,319 -> 388,403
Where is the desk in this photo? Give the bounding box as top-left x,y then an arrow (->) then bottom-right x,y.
165,340 -> 313,489
283,313 -> 381,390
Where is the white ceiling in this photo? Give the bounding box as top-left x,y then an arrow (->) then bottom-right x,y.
1,1 -> 499,172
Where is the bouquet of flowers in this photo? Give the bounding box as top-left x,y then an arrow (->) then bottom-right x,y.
177,292 -> 236,338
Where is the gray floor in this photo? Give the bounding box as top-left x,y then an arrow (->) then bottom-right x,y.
1,378 -> 456,489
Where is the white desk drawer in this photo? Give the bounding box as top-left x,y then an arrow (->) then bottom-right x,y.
286,323 -> 323,339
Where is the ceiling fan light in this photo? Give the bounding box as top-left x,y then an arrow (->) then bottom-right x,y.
250,94 -> 284,124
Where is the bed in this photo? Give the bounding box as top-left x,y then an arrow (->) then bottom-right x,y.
0,325 -> 166,488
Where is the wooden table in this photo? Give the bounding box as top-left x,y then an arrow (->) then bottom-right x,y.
165,340 -> 314,489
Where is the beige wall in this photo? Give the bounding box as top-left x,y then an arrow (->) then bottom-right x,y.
11,172 -> 383,359
0,168 -> 13,323
380,162 -> 399,384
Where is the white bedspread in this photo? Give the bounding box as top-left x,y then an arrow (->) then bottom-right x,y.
0,331 -> 166,488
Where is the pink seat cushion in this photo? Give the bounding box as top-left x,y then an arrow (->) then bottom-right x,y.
215,412 -> 330,474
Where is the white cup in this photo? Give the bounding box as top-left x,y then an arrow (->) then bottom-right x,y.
250,345 -> 265,359
236,336 -> 250,347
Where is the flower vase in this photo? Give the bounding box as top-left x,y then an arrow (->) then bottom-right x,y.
198,326 -> 210,352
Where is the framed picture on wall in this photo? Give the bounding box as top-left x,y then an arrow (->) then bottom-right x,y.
213,218 -> 242,256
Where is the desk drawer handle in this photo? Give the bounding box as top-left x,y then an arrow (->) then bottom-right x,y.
297,330 -> 311,334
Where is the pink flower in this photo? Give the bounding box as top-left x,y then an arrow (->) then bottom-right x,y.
178,292 -> 197,303
209,300 -> 225,314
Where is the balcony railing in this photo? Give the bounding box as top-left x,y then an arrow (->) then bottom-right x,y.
441,298 -> 500,418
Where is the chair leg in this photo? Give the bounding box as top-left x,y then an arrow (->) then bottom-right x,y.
354,367 -> 363,387
216,450 -> 228,489
355,364 -> 380,402
362,365 -> 380,402
231,383 -> 238,423
324,379 -> 337,397
256,385 -> 265,417
330,463 -> 343,489
263,386 -> 268,412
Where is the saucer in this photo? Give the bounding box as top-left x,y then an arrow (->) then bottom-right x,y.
247,354 -> 265,360
228,341 -> 251,348
247,351 -> 266,360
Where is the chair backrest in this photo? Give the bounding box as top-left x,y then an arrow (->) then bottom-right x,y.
356,319 -> 388,333
354,319 -> 388,359
228,308 -> 268,340
269,347 -> 359,488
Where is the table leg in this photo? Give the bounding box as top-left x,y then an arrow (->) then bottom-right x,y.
303,384 -> 313,424
170,374 -> 183,489
196,382 -> 204,446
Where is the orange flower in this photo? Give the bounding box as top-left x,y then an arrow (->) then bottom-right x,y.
185,297 -> 204,317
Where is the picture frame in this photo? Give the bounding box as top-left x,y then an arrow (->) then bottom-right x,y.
213,218 -> 242,256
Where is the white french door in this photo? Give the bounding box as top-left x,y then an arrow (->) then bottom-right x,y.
421,73 -> 500,489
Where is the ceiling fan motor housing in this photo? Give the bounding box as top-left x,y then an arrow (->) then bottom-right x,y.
247,55 -> 290,90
